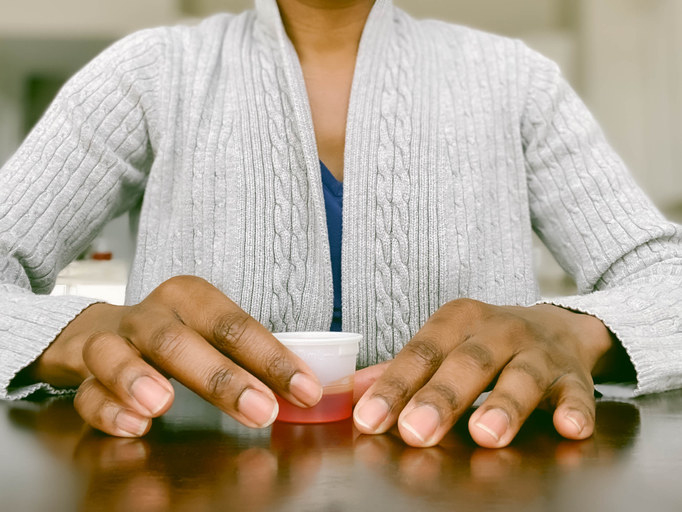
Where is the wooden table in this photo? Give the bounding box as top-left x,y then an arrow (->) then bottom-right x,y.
3,383 -> 682,512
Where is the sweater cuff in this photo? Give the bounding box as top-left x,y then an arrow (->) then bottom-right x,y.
0,292 -> 100,400
539,276 -> 682,396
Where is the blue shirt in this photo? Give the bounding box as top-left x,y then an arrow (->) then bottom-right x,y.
320,161 -> 343,331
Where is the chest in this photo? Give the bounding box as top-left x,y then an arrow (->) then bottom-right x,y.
301,62 -> 355,181
143,27 -> 538,305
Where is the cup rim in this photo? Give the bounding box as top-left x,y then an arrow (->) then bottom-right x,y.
273,331 -> 361,347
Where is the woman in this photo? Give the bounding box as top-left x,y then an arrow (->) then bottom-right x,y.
1,0 -> 680,449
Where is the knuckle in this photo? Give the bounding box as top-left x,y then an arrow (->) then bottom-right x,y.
445,297 -> 483,315
118,307 -> 148,338
164,275 -> 206,291
553,371 -> 594,395
495,391 -> 525,418
212,311 -> 251,351
97,400 -> 124,430
262,349 -> 294,382
204,366 -> 235,400
502,315 -> 553,349
505,360 -> 548,392
74,380 -> 113,427
74,379 -> 95,410
154,275 -> 207,303
457,342 -> 495,374
403,338 -> 445,372
82,331 -> 113,360
500,314 -> 535,341
108,361 -> 141,393
377,376 -> 412,405
558,391 -> 596,423
147,325 -> 187,364
536,346 -> 560,370
443,298 -> 483,321
536,348 -> 578,384
424,383 -> 461,412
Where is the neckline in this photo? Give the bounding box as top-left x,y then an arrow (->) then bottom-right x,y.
253,0 -> 394,203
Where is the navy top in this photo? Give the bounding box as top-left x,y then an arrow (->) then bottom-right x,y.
320,161 -> 343,331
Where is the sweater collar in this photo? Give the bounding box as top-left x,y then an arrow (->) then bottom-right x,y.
251,0 -> 397,199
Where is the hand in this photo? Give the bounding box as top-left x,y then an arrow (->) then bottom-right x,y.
27,275 -> 323,437
353,299 -> 619,448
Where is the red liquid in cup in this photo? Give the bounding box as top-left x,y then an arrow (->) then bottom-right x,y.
276,389 -> 353,423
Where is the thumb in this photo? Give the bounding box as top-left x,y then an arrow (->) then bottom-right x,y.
353,360 -> 392,404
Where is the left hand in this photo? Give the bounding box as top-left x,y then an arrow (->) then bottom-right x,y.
353,299 -> 617,448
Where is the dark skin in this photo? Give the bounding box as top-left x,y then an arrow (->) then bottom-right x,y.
28,276 -> 324,436
24,0 -> 633,448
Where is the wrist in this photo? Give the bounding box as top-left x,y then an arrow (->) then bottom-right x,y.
573,311 -> 615,373
545,304 -> 635,382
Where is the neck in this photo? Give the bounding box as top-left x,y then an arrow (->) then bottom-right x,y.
276,0 -> 376,64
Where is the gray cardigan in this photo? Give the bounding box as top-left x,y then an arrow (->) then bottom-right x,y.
1,0 -> 681,400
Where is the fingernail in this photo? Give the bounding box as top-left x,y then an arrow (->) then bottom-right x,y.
289,373 -> 323,407
116,410 -> 150,437
474,408 -> 510,443
400,405 -> 441,445
565,411 -> 586,435
354,397 -> 390,433
238,389 -> 278,428
131,376 -> 172,415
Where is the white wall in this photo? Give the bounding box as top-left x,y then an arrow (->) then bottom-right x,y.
396,0 -> 564,34
0,61 -> 22,164
181,0 -> 252,16
0,0 -> 178,38
579,0 -> 682,210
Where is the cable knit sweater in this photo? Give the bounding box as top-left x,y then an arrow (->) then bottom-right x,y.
1,0 -> 681,400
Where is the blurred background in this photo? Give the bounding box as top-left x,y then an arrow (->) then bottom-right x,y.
1,0 -> 681,299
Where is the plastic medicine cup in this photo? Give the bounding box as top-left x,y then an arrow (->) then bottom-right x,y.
273,332 -> 361,424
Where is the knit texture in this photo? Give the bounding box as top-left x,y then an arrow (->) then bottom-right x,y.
1,0 -> 681,399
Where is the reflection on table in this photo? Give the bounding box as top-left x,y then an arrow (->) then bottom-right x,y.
3,382 -> 682,511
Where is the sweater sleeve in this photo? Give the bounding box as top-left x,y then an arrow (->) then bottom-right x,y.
521,45 -> 682,395
0,29 -> 166,399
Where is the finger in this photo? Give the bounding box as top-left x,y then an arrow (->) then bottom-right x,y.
74,376 -> 151,437
82,331 -> 174,418
396,334 -> 510,447
132,276 -> 322,407
548,373 -> 596,440
125,314 -> 280,428
468,352 -> 556,448
353,361 -> 391,404
354,299 -> 482,434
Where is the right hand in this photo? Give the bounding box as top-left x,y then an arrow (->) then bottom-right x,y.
28,275 -> 323,437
